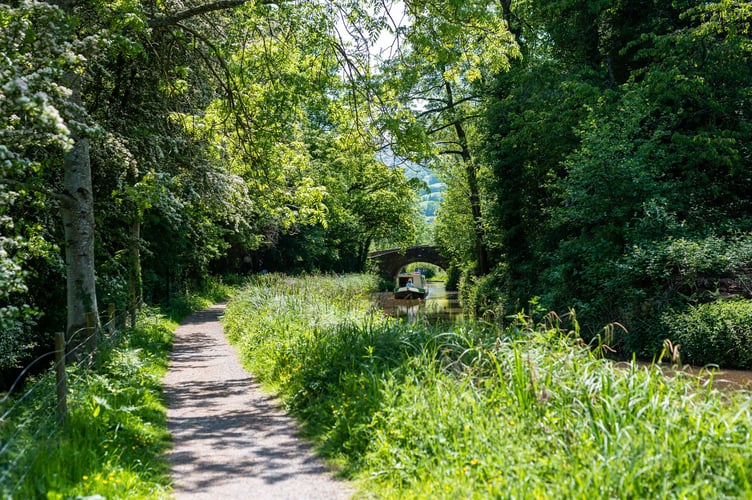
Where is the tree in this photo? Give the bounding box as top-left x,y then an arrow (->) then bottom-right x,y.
0,1 -> 81,365
2,0 -> 352,344
433,160 -> 476,266
323,134 -> 423,269
4,0 -> 535,366
547,1 -> 752,339
483,0 -> 752,350
375,0 -> 519,275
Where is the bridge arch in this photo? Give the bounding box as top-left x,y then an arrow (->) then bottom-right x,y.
367,245 -> 449,281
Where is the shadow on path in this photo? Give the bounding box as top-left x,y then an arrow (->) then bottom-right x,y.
164,303 -> 352,499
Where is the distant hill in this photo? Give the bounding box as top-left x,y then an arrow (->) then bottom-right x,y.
406,165 -> 445,224
377,152 -> 446,224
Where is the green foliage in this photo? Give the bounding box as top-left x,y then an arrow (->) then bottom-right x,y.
375,0 -> 521,274
224,273 -> 752,498
627,235 -> 752,294
485,58 -> 602,305
458,264 -> 507,320
254,137 -> 423,273
433,163 -> 477,266
3,0 -> 425,360
158,277 -> 234,323
0,1 -> 76,368
664,300 -> 752,369
3,0 -> 749,385
188,3 -> 425,274
444,265 -> 461,292
483,0 -> 752,357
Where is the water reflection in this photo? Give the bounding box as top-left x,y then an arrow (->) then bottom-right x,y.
375,281 -> 463,323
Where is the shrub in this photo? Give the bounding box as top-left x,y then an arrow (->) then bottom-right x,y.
458,265 -> 507,321
444,265 -> 461,291
663,299 -> 752,369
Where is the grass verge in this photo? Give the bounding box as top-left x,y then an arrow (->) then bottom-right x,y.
224,273 -> 752,498
1,279 -> 234,499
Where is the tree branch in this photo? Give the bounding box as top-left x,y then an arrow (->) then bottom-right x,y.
174,22 -> 236,108
0,178 -> 73,204
147,0 -> 277,28
417,95 -> 480,117
427,120 -> 461,135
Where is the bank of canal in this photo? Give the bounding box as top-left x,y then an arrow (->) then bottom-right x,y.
375,281 -> 752,389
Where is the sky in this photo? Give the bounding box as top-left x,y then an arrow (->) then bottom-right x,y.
334,0 -> 408,66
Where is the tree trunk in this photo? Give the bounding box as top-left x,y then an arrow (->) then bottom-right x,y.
444,80 -> 490,275
358,237 -> 372,272
61,71 -> 100,344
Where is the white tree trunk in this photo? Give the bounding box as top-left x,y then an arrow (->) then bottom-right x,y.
61,75 -> 99,342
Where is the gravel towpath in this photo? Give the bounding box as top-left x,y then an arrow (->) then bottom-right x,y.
163,303 -> 354,499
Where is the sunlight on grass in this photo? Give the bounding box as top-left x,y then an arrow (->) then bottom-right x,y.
16,315 -> 174,499
225,273 -> 752,498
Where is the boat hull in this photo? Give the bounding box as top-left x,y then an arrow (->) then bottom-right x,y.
394,287 -> 428,300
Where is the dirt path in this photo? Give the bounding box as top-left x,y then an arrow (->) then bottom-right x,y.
163,303 -> 354,499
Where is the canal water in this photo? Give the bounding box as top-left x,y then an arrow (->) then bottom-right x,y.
376,280 -> 462,323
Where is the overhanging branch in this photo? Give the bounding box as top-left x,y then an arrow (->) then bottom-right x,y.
427,120 -> 461,135
148,0 -> 278,28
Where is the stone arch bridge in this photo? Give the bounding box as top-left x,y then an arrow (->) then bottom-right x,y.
367,245 -> 449,280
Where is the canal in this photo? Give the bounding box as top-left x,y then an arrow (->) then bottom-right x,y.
376,280 -> 463,323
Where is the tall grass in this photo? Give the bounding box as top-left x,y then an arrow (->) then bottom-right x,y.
225,274 -> 752,498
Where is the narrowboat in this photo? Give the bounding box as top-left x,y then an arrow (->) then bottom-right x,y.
394,272 -> 429,299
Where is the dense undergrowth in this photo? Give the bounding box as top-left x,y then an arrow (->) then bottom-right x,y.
0,280 -> 232,499
224,273 -> 752,498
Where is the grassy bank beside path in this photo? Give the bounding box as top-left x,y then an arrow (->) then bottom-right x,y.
224,273 -> 752,498
1,281 -> 232,499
